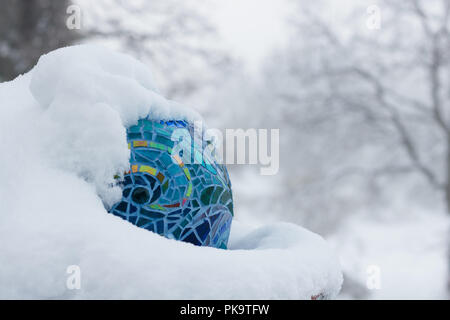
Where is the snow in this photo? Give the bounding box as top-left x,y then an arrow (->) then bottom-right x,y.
0,45 -> 342,299
28,45 -> 203,207
331,212 -> 449,299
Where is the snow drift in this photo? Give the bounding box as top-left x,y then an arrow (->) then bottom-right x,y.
0,45 -> 342,299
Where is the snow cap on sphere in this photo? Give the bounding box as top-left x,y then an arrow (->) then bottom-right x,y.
27,45 -> 202,207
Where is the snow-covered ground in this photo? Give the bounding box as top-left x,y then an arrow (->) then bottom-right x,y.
0,45 -> 342,299
331,212 -> 449,299
230,167 -> 449,299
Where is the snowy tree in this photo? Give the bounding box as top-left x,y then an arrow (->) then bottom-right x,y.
258,0 -> 450,294
0,0 -> 82,81
0,0 -> 232,102
77,0 -> 233,101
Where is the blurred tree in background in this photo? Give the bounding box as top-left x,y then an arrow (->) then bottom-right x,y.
238,0 -> 450,295
303,0 -> 450,214
0,0 -> 82,82
210,0 -> 450,298
226,0 -> 450,228
77,0 -> 233,101
0,0 -> 232,102
1,0 -> 446,299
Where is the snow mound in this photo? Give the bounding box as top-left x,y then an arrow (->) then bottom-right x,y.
30,45 -> 202,206
0,45 -> 342,299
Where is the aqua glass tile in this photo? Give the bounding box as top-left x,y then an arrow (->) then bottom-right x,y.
128,125 -> 141,133
127,132 -> 141,140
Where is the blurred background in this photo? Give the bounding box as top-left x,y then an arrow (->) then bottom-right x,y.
1,0 -> 449,299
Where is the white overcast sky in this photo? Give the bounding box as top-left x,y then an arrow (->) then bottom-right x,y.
210,0 -> 292,71
209,0 -> 376,71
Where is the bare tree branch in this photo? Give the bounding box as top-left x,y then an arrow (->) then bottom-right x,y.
428,34 -> 450,135
351,67 -> 445,190
411,0 -> 433,36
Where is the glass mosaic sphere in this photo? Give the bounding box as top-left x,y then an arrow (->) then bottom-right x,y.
109,118 -> 234,249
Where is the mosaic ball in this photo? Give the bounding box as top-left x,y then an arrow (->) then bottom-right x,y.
109,118 -> 234,249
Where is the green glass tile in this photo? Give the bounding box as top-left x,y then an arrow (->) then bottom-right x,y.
162,180 -> 169,192
186,182 -> 193,197
149,204 -> 166,211
173,227 -> 182,238
183,167 -> 191,180
201,186 -> 215,205
149,141 -> 166,151
220,191 -> 231,205
227,202 -> 234,216
211,187 -> 223,204
180,219 -> 189,228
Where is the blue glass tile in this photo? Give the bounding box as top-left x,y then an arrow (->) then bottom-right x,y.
127,133 -> 141,140
183,232 -> 202,246
195,220 -> 210,242
133,176 -> 146,186
123,188 -> 131,198
128,216 -> 137,224
140,208 -> 164,219
116,201 -> 128,212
